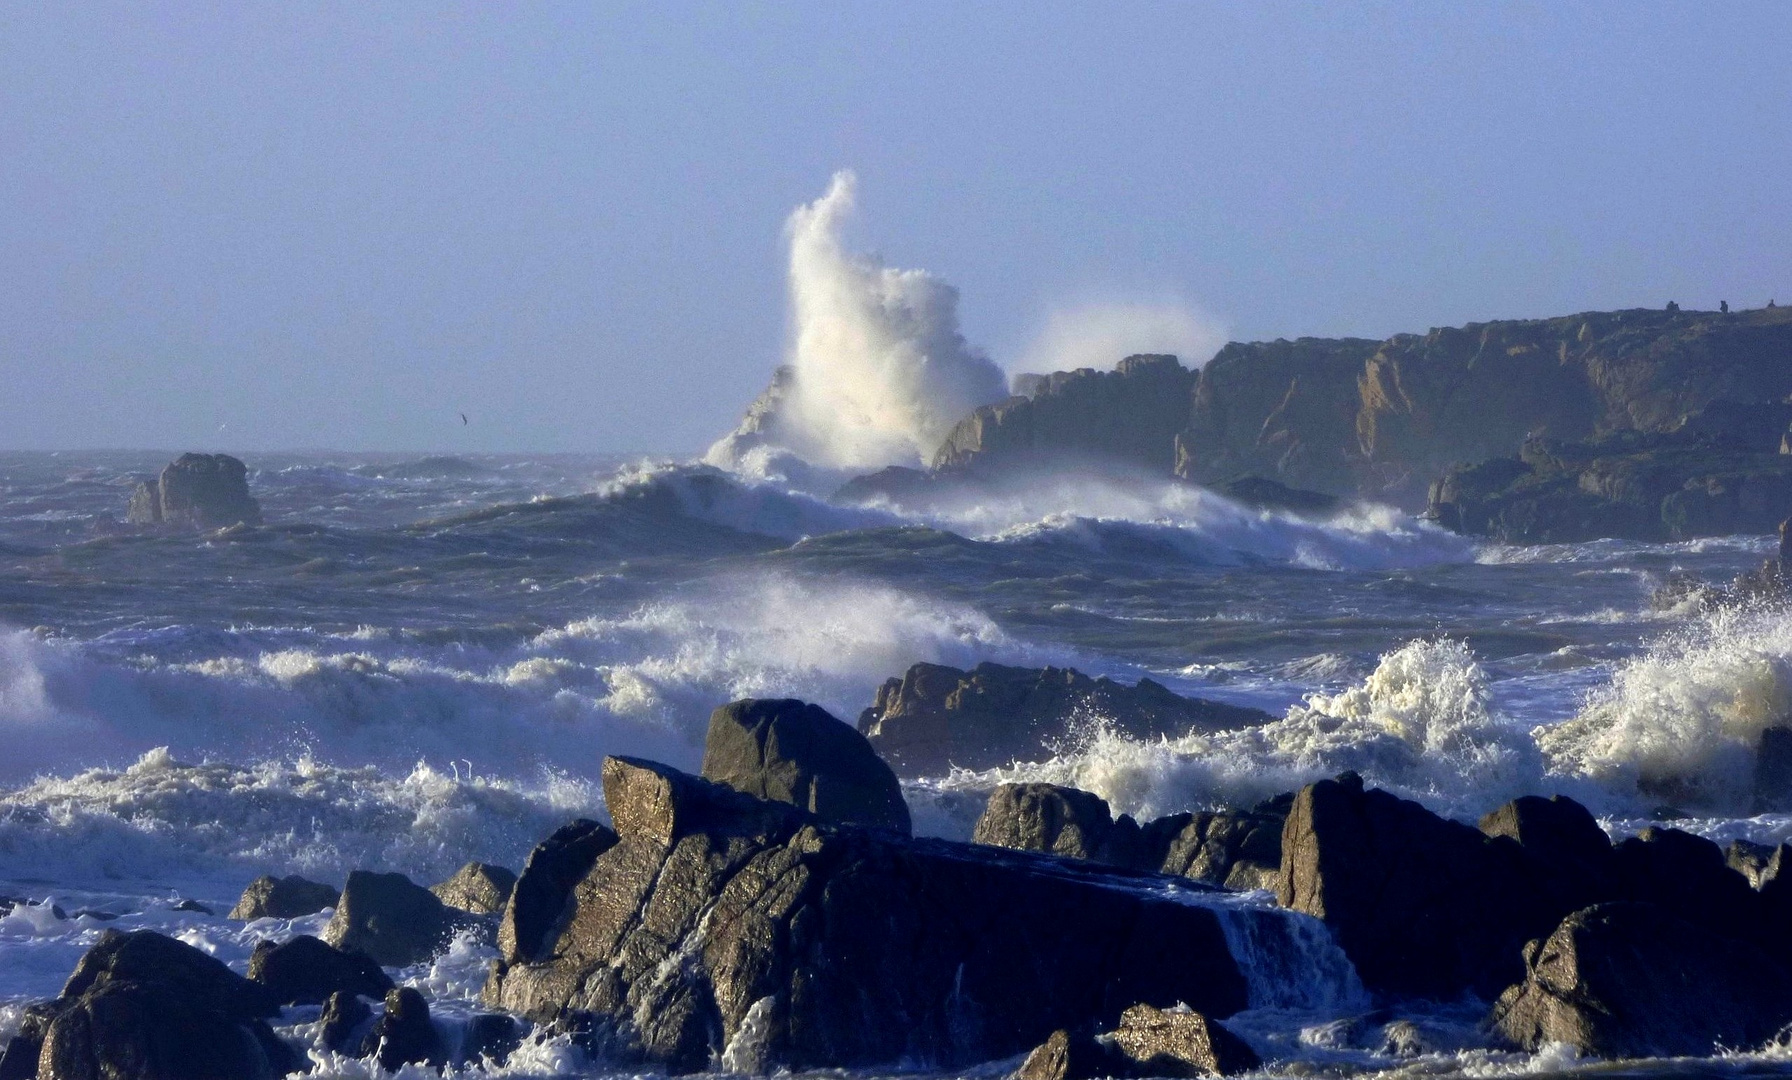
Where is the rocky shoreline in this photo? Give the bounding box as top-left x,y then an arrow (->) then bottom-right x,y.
9,694 -> 1792,1078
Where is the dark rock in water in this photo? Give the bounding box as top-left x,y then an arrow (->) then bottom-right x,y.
247,933 -> 393,1006
1491,902 -> 1792,1058
125,453 -> 263,529
1216,476 -> 1339,515
170,898 -> 213,915
1278,778 -> 1572,1000
1012,1028 -> 1124,1080
1108,1003 -> 1260,1077
1477,793 -> 1615,907
432,861 -> 517,915
361,986 -> 444,1072
484,756 -> 1248,1074
1610,826 -> 1762,939
833,465 -> 938,505
14,930 -> 301,1080
230,874 -> 340,920
324,869 -> 464,967
933,354 -> 1198,475
497,818 -> 618,965
319,990 -> 373,1054
703,698 -> 911,834
1756,727 -> 1792,812
860,661 -> 1272,778
460,1013 -> 525,1068
973,783 -> 1143,867
1727,837 -> 1784,889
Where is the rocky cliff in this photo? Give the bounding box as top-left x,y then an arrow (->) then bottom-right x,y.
919,306 -> 1792,514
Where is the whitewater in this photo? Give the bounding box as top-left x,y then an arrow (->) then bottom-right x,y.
8,182 -> 1792,1077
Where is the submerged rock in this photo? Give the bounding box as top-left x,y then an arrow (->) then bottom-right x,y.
432,861 -> 517,915
484,755 -> 1248,1073
1,930 -> 302,1080
1491,902 -> 1792,1057
324,869 -> 465,967
702,698 -> 911,834
229,874 -> 339,920
859,661 -> 1271,777
125,453 -> 263,530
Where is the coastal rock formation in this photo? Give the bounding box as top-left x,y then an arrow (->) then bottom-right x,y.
972,782 -> 1286,889
324,869 -> 467,967
1426,426 -> 1792,543
1491,902 -> 1792,1058
229,874 -> 339,920
483,755 -> 1248,1073
125,453 -> 263,529
702,698 -> 911,834
0,930 -> 301,1080
932,355 -> 1198,474
859,662 -> 1272,777
432,861 -> 517,915
247,934 -> 393,1006
497,818 -> 618,964
360,987 -> 445,1072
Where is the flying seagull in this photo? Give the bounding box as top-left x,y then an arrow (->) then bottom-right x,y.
459,412 -> 468,426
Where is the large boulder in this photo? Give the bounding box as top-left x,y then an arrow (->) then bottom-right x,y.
497,818 -> 618,965
1491,902 -> 1792,1057
324,869 -> 465,967
484,756 -> 1250,1074
703,698 -> 910,834
1108,1004 -> 1260,1077
228,874 -> 339,920
1277,777 -> 1567,999
432,861 -> 517,915
860,661 -> 1271,777
0,930 -> 301,1080
973,783 -> 1144,867
247,933 -> 394,1005
1157,805 -> 1287,890
125,453 -> 263,529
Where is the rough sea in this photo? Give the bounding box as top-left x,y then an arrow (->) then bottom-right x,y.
5,448 -> 1792,1078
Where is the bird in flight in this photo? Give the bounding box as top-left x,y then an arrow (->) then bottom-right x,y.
459,412 -> 469,426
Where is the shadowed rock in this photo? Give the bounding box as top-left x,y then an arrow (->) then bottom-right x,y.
229,874 -> 339,920
361,986 -> 444,1071
319,990 -> 372,1054
497,818 -> 618,965
126,453 -> 263,529
324,870 -> 464,967
432,861 -> 517,915
703,698 -> 911,834
1491,902 -> 1792,1057
860,661 -> 1271,778
247,934 -> 393,1006
484,756 -> 1249,1074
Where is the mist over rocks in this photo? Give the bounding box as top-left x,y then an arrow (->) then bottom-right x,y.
125,453 -> 263,530
858,661 -> 1273,778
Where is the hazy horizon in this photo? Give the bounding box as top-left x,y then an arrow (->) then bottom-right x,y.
4,2 -> 1789,454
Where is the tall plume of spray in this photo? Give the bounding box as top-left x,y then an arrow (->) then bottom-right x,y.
711,171 -> 1009,471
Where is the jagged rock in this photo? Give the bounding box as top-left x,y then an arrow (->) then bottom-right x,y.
1158,807 -> 1286,890
1611,826 -> 1764,940
859,661 -> 1271,778
1477,793 -> 1615,909
319,990 -> 372,1054
1012,1028 -> 1125,1080
9,930 -> 301,1080
228,874 -> 339,920
247,933 -> 393,1005
361,986 -> 444,1072
125,453 -> 263,529
933,355 -> 1198,474
484,756 -> 1249,1074
1108,1003 -> 1260,1077
497,818 -> 618,965
324,869 -> 464,967
1491,902 -> 1792,1057
1278,777 -> 1569,999
703,698 -> 911,834
432,861 -> 517,915
973,783 -> 1144,866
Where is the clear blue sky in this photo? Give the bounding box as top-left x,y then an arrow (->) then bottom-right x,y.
3,2 -> 1788,452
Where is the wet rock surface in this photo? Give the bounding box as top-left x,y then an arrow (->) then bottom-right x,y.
431,860 -> 517,914
703,697 -> 910,834
247,933 -> 393,1006
324,868 -> 467,967
484,755 -> 1248,1074
859,661 -> 1271,777
228,874 -> 340,920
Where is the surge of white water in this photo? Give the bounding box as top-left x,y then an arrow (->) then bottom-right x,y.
709,171 -> 1008,471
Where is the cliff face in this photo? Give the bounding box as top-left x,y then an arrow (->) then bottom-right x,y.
1174,306 -> 1792,507
931,354 -> 1197,473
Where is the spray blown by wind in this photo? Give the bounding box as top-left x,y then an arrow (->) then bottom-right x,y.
710,171 -> 1008,471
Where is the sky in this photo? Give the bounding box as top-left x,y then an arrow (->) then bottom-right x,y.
2,2 -> 1789,453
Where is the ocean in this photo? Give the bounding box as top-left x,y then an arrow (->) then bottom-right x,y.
4,447 -> 1791,1077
